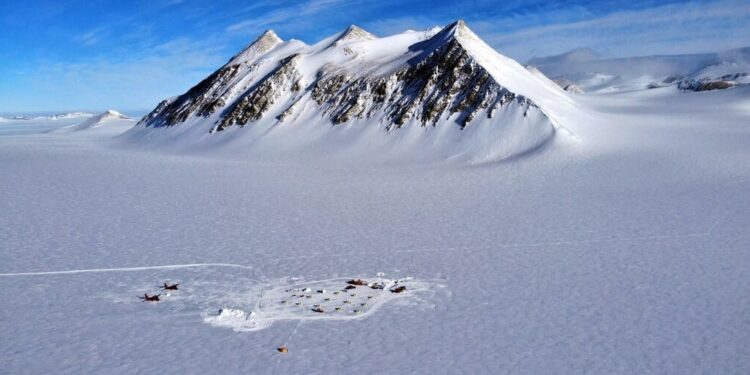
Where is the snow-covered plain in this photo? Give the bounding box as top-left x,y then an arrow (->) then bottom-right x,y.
2,82 -> 750,374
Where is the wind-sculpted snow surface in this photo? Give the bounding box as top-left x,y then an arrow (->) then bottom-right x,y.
130,20 -> 569,163
2,84 -> 750,372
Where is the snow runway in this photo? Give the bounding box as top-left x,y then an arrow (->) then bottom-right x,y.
0,263 -> 254,277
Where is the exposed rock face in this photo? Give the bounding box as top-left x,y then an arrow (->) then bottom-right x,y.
649,73 -> 744,92
678,79 -> 734,92
138,21 -> 552,136
647,75 -> 685,89
562,84 -> 583,94
215,54 -> 303,131
309,37 -> 532,129
228,30 -> 283,65
139,30 -> 283,128
139,64 -> 242,127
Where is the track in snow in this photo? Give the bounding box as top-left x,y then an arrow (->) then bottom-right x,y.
0,263 -> 254,277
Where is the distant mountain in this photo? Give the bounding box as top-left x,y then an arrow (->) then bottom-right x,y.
129,20 -> 571,162
529,47 -> 750,93
528,48 -> 600,68
0,112 -> 95,121
45,112 -> 97,120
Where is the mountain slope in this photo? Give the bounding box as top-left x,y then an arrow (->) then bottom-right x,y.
130,21 -> 572,162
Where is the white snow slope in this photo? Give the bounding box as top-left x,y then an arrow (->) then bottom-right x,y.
53,110 -> 134,133
1,27 -> 750,375
126,21 -> 574,163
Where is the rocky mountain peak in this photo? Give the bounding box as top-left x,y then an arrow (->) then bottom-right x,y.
257,29 -> 282,44
423,19 -> 478,47
330,24 -> 375,47
228,29 -> 283,65
448,19 -> 468,31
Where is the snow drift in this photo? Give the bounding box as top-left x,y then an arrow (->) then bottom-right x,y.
127,21 -> 573,163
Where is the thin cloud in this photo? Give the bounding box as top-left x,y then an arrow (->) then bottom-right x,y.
365,16 -> 440,36
2,37 -> 226,112
4,0 -> 749,112
472,0 -> 750,60
227,0 -> 347,32
74,28 -> 106,46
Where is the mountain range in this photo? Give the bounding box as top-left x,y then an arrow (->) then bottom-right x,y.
529,47 -> 750,93
130,20 -> 572,162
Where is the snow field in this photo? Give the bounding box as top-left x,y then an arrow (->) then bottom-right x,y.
1,37 -> 750,374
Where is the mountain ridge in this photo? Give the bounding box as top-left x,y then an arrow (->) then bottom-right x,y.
131,20 -> 571,162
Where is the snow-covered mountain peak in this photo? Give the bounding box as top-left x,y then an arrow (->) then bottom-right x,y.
258,29 -> 282,42
101,109 -> 128,119
408,19 -> 488,61
447,19 -> 469,34
228,29 -> 283,65
252,29 -> 283,48
435,19 -> 476,41
329,25 -> 376,47
79,110 -> 130,126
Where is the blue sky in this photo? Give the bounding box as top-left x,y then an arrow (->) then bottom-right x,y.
1,0 -> 748,113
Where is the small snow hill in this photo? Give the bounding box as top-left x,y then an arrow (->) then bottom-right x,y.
55,110 -> 134,133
